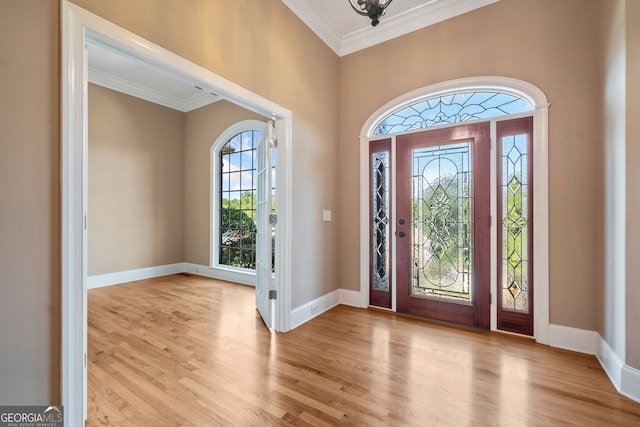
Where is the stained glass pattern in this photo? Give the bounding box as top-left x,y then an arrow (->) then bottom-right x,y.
501,134 -> 529,312
411,142 -> 473,302
373,92 -> 531,136
372,151 -> 390,291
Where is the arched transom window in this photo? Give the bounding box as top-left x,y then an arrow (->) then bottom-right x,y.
373,91 -> 533,136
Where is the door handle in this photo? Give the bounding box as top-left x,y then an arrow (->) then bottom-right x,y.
398,231 -> 406,238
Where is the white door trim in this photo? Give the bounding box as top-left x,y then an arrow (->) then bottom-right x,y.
358,76 -> 550,344
61,2 -> 293,425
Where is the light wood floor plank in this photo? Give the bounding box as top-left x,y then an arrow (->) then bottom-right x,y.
87,274 -> 640,426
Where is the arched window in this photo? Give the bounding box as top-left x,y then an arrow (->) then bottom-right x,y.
211,120 -> 275,280
211,120 -> 264,277
373,91 -> 533,136
218,129 -> 261,269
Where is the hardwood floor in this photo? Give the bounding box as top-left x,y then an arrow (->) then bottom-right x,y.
87,274 -> 640,426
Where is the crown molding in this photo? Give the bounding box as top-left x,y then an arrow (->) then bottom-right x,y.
341,0 -> 500,56
182,91 -> 221,112
281,0 -> 501,57
88,66 -> 218,112
281,0 -> 343,55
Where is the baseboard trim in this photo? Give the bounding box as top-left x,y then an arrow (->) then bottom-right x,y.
596,335 -> 624,390
88,263 -> 185,288
290,289 -> 362,330
621,365 -> 640,403
339,289 -> 362,307
184,263 -> 255,286
549,324 -> 598,355
546,324 -> 640,401
290,290 -> 340,330
594,334 -> 640,403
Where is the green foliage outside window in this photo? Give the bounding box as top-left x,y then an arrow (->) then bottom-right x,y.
220,192 -> 257,268
413,173 -> 471,292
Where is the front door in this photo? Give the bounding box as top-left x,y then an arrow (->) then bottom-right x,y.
396,123 -> 491,328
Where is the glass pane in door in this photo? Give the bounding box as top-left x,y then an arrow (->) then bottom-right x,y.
500,133 -> 529,312
411,142 -> 473,303
372,151 -> 390,291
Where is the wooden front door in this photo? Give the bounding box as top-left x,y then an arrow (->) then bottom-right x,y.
396,123 -> 491,328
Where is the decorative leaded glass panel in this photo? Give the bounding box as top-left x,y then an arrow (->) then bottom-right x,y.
411,142 -> 473,302
372,151 -> 390,291
501,133 -> 529,312
373,92 -> 531,136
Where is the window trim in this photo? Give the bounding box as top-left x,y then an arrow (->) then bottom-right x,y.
210,119 -> 266,285
358,76 -> 550,344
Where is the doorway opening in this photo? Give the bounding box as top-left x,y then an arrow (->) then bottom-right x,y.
61,3 -> 293,425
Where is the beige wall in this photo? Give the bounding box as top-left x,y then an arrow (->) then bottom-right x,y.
184,101 -> 267,266
625,0 -> 640,370
89,87 -> 266,273
0,0 -> 60,404
88,84 -> 185,275
72,0 -> 341,308
2,0 -> 637,405
338,0 -> 603,330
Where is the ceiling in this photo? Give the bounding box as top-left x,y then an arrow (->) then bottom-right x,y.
87,33 -> 220,112
282,0 -> 501,56
87,0 -> 500,110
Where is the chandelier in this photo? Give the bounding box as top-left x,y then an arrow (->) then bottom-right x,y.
348,0 -> 395,27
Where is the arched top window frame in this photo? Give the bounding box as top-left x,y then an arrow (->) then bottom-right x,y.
211,119 -> 266,155
210,119 -> 267,283
362,76 -> 549,138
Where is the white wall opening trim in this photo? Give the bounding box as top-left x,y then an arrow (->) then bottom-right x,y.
61,2 -> 293,424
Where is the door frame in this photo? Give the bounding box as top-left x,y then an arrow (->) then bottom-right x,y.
358,77 -> 550,342
61,2 -> 293,425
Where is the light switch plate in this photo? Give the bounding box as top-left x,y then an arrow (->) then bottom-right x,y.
322,210 -> 332,221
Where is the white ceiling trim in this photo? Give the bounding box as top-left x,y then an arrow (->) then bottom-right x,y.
281,0 -> 343,55
182,90 -> 221,112
341,0 -> 501,56
282,0 -> 501,57
88,66 -> 218,112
